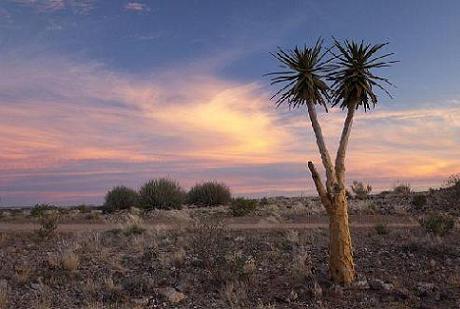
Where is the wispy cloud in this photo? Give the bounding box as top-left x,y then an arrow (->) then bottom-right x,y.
124,2 -> 149,12
10,0 -> 95,14
0,52 -> 459,205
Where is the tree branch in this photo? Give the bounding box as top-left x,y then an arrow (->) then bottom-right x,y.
306,102 -> 337,192
307,161 -> 332,213
335,103 -> 357,186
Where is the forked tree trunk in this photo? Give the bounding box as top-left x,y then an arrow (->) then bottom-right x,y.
308,162 -> 356,285
306,101 -> 357,285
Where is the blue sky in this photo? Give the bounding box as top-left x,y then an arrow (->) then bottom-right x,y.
0,0 -> 459,206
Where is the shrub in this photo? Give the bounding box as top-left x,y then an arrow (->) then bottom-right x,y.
74,204 -> 92,213
393,182 -> 412,195
31,204 -> 57,217
61,251 -> 80,271
230,198 -> 257,217
123,223 -> 146,236
140,178 -> 185,210
350,181 -> 372,200
37,213 -> 59,239
445,174 -> 460,204
411,195 -> 427,209
187,181 -> 231,206
259,197 -> 269,206
103,186 -> 140,213
419,213 -> 455,237
374,223 -> 389,235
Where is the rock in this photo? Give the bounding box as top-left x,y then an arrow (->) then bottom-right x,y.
329,284 -> 344,297
132,298 -> 149,305
352,277 -> 370,289
159,287 -> 186,304
369,279 -> 393,291
392,287 -> 410,300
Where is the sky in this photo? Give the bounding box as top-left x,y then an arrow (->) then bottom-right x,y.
0,0 -> 459,206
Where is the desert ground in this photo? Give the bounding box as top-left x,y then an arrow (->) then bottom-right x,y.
0,189 -> 459,309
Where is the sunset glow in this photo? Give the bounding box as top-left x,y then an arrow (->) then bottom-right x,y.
1,0 -> 459,206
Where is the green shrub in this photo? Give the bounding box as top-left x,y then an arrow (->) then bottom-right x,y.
187,181 -> 231,206
419,213 -> 455,237
351,181 -> 372,200
140,178 -> 185,210
411,195 -> 427,209
230,198 -> 257,217
31,204 -> 57,217
374,223 -> 389,235
104,186 -> 140,213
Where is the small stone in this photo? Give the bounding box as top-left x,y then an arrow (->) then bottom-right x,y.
353,278 -> 370,290
393,287 -> 410,300
369,279 -> 393,291
329,284 -> 344,297
132,298 -> 149,305
416,282 -> 436,296
159,287 -> 186,304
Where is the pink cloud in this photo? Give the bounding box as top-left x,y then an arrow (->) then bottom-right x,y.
0,53 -> 459,205
124,2 -> 149,12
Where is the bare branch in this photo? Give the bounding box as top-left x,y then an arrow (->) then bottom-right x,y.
306,102 -> 337,192
307,161 -> 333,213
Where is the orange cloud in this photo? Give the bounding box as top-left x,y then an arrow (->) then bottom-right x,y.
0,54 -> 459,205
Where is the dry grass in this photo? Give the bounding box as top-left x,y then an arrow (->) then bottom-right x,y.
220,280 -> 248,309
34,281 -> 52,309
0,233 -> 7,246
0,280 -> 9,309
290,251 -> 313,283
14,264 -> 32,285
61,250 -> 79,271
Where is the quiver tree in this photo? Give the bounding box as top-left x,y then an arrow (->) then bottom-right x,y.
268,38 -> 395,284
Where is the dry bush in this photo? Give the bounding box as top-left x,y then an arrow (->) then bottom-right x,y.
374,223 -> 389,235
285,230 -> 300,246
14,265 -> 32,285
393,182 -> 412,195
101,275 -> 125,303
419,213 -> 455,237
230,198 -> 257,216
350,181 -> 372,200
290,251 -> 313,283
0,280 -> 9,309
34,281 -> 53,309
160,247 -> 186,268
37,213 -> 59,239
31,204 -> 58,217
61,250 -> 80,272
0,233 -> 7,246
219,280 -> 249,309
411,194 -> 427,209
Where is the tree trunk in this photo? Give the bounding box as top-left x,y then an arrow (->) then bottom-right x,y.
328,190 -> 355,284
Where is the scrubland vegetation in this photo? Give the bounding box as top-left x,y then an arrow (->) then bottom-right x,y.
0,175 -> 459,308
